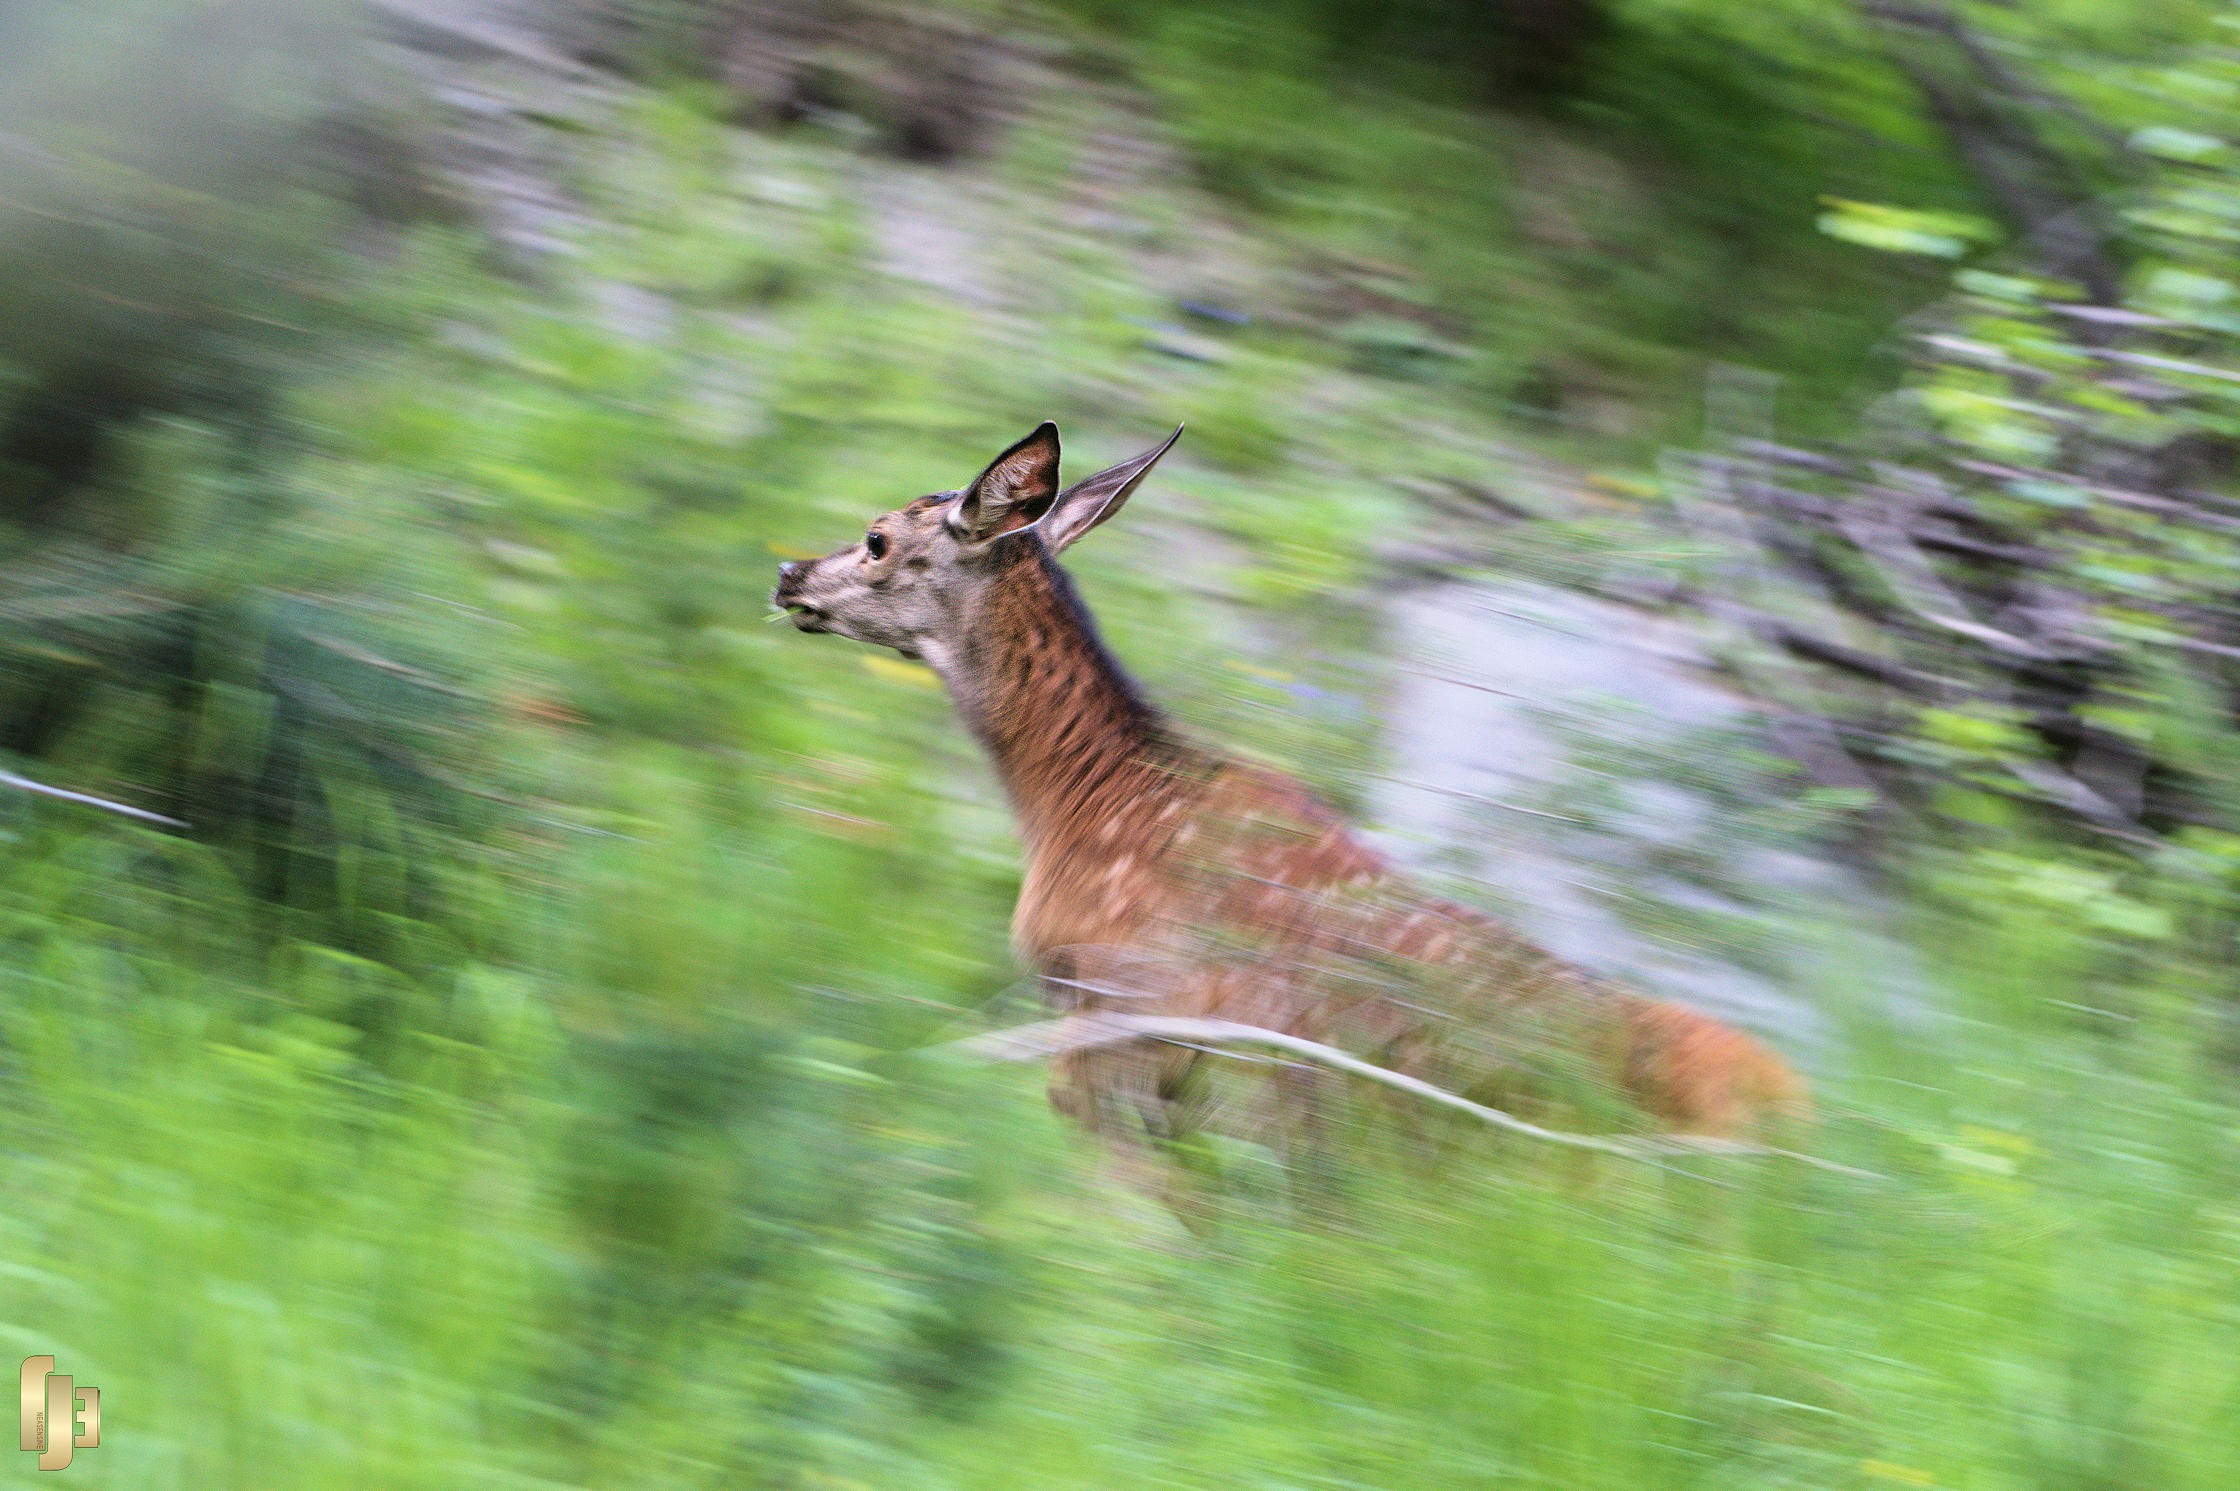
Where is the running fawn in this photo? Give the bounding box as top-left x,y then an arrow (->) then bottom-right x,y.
773,423 -> 1805,1161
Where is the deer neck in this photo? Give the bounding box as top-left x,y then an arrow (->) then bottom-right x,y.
929,543 -> 1173,852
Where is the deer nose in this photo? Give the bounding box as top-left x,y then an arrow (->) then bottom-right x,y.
772,560 -> 808,609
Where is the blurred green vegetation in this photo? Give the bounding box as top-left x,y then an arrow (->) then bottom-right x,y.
1050,0 -> 2213,438
3,1 -> 2239,1487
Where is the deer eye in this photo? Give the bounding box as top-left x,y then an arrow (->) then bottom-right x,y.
864,531 -> 887,560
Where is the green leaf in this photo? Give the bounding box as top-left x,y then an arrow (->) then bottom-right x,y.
1956,270 -> 2040,302
2130,126 -> 2228,162
2006,478 -> 2091,510
1818,199 -> 1998,258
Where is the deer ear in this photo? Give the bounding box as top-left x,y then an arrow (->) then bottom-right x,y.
1041,425 -> 1182,553
951,422 -> 1061,542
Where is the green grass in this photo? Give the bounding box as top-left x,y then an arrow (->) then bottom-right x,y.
8,814 -> 2237,1488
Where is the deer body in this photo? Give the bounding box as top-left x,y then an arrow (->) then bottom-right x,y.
775,424 -> 1803,1152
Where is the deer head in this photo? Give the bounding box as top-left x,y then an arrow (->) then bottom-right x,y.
770,422 -> 1182,669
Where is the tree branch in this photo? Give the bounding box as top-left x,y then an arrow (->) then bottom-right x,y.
1,768 -> 185,827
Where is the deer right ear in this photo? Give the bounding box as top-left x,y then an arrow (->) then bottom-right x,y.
1041,424 -> 1182,553
950,422 -> 1062,542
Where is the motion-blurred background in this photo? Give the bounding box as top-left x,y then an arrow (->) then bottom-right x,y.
3,1 -> 2237,1485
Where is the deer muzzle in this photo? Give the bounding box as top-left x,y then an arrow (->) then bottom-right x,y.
771,561 -> 830,631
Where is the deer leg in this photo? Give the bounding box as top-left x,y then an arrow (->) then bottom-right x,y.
1144,1050 -> 1226,1234
1042,950 -> 1131,1135
1046,1047 -> 1104,1130
1053,1043 -> 1220,1238
1270,1060 -> 1344,1213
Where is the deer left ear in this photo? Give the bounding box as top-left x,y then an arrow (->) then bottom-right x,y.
1041,425 -> 1183,553
951,422 -> 1062,542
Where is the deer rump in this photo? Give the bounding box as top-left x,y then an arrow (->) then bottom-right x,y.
1025,761 -> 1806,1159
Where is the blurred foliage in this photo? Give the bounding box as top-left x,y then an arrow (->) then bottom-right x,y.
1,1 -> 2238,1488
0,0 -> 365,419
1051,0 -> 2046,436
1689,12 -> 2240,926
